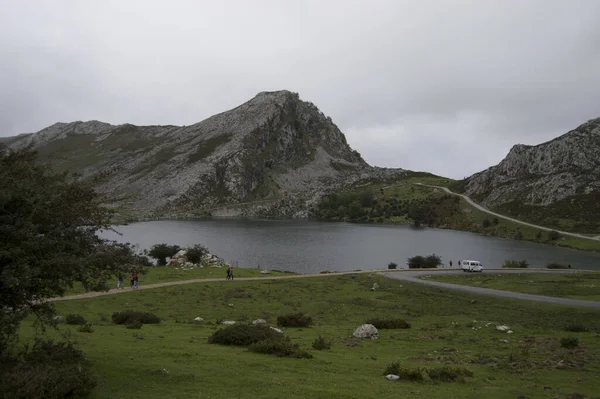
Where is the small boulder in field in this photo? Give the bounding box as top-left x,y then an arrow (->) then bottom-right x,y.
252,319 -> 267,325
221,321 -> 236,325
386,374 -> 400,381
353,324 -> 379,339
270,326 -> 283,334
194,317 -> 204,323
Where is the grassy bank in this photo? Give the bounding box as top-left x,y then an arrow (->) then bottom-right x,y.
425,272 -> 600,302
314,176 -> 600,252
23,274 -> 600,398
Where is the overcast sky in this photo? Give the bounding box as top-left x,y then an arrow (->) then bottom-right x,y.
1,0 -> 599,178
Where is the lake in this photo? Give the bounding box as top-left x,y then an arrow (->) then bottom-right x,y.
100,219 -> 600,274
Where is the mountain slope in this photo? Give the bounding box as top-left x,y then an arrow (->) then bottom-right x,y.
6,90 -> 405,219
455,118 -> 600,233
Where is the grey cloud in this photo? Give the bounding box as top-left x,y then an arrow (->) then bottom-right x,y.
1,0 -> 599,178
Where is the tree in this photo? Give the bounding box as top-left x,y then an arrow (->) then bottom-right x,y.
388,262 -> 398,270
0,148 -> 141,355
407,254 -> 442,269
548,230 -> 561,241
185,244 -> 208,264
482,218 -> 491,228
148,243 -> 181,265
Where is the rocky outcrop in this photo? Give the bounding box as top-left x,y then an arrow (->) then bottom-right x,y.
457,118 -> 600,231
5,90 -> 407,219
353,324 -> 379,339
462,118 -> 600,207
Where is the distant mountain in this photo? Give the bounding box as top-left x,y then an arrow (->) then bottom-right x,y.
4,90 -> 406,220
454,118 -> 600,233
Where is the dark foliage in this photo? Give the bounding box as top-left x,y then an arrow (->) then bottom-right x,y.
185,244 -> 208,264
0,340 -> 97,398
249,337 -> 312,358
502,260 -> 529,268
111,311 -> 160,325
547,263 -> 569,269
148,243 -> 181,265
407,254 -> 442,269
312,335 -> 332,350
560,337 -> 579,349
366,318 -> 411,329
208,323 -> 282,346
387,262 -> 398,270
65,314 -> 86,325
277,312 -> 313,327
383,362 -> 473,382
77,323 -> 94,333
565,324 -> 589,333
548,230 -> 561,241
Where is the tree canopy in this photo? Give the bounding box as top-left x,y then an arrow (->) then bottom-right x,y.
0,148 -> 141,354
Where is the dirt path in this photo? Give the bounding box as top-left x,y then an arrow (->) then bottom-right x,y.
384,269 -> 600,308
414,183 -> 600,241
49,269 -> 600,309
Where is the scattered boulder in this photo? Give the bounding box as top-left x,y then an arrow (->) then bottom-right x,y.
221,321 -> 236,325
386,374 -> 400,381
496,325 -> 510,332
252,319 -> 267,325
260,270 -> 270,274
53,315 -> 63,322
370,283 -> 379,291
353,324 -> 379,340
500,339 -> 509,344
270,326 -> 283,334
193,317 -> 204,323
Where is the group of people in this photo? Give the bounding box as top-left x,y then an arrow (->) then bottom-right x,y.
226,266 -> 234,280
116,273 -> 138,289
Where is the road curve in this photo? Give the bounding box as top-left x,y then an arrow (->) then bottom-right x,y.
384,269 -> 600,309
414,183 -> 600,241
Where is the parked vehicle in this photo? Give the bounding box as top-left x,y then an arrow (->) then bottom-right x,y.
461,260 -> 483,272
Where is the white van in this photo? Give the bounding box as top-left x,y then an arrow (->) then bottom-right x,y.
461,260 -> 483,272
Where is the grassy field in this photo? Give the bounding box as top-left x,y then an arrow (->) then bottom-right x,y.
23,273 -> 600,399
425,272 -> 600,302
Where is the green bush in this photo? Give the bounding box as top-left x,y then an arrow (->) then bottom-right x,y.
548,230 -> 561,241
148,243 -> 181,266
277,312 -> 313,327
0,340 -> 97,398
65,314 -> 86,325
547,263 -> 569,269
407,254 -> 442,269
312,335 -> 332,350
185,244 -> 208,264
111,311 -> 160,325
77,323 -> 94,333
125,321 -> 142,329
208,324 -> 282,346
383,362 -> 473,382
482,218 -> 491,228
502,260 -> 529,268
560,337 -> 579,349
388,262 -> 398,270
565,324 -> 589,332
249,337 -> 312,358
366,318 -> 411,329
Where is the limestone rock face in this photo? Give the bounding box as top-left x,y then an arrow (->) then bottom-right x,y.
5,90 -> 407,219
462,118 -> 600,208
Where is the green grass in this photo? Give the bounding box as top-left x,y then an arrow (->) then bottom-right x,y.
21,274 -> 600,398
426,272 -> 600,301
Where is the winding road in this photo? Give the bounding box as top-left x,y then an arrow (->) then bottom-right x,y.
385,269 -> 600,309
49,268 -> 600,309
414,183 -> 600,241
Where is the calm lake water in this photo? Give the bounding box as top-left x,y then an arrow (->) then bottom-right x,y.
100,219 -> 600,274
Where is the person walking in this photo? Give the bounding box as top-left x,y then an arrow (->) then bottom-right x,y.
133,274 -> 139,289
130,274 -> 135,288
226,266 -> 232,280
117,274 -> 124,289
449,260 -> 453,268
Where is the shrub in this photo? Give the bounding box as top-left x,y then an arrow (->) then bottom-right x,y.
548,230 -> 561,241
560,337 -> 579,349
277,312 -> 313,327
502,260 -> 529,268
208,324 -> 282,346
77,323 -> 94,333
492,217 -> 499,225
388,262 -> 398,270
407,254 -> 442,269
482,218 -> 491,228
547,263 -> 569,269
148,243 -> 181,266
111,311 -> 160,325
0,340 -> 96,398
513,231 -> 524,240
65,314 -> 86,325
185,244 -> 208,264
565,324 -> 589,333
366,318 -> 411,329
383,362 -> 473,382
249,337 -> 312,358
125,321 -> 142,329
312,335 -> 332,350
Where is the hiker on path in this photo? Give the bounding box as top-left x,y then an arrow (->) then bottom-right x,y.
449,260 -> 453,268
132,274 -> 139,289
117,274 -> 124,289
130,274 -> 135,288
226,266 -> 234,280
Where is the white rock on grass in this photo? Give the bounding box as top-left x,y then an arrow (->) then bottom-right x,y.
252,319 -> 267,325
270,326 -> 283,334
193,317 -> 204,323
386,374 -> 400,381
353,324 -> 379,340
496,325 -> 510,332
221,321 -> 236,325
